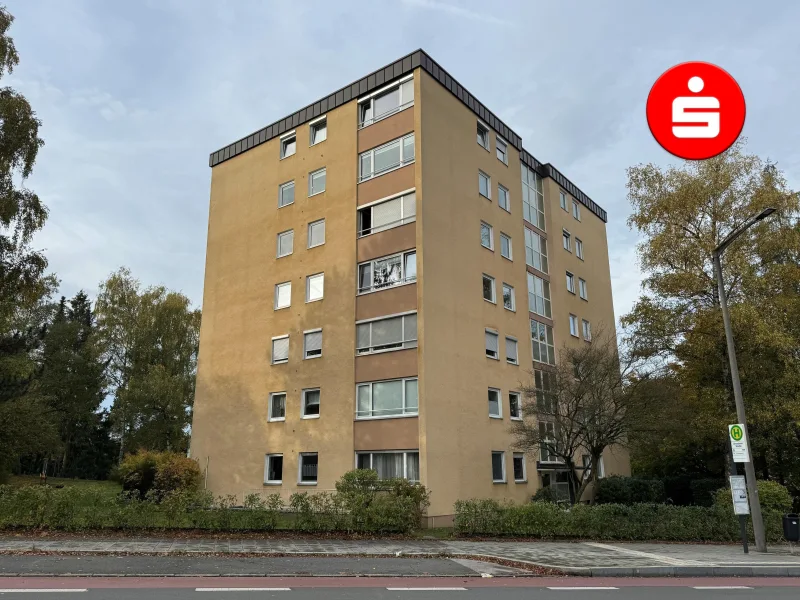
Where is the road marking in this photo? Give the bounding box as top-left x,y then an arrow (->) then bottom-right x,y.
0,591 -> 87,594
692,587 -> 753,590
584,542 -> 708,566
387,588 -> 467,591
547,588 -> 619,591
196,589 -> 292,592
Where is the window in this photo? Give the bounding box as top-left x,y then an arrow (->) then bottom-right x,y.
573,200 -> 581,221
500,233 -> 512,260
480,221 -> 493,250
506,337 -> 518,365
531,320 -> 555,365
569,314 -> 579,337
358,250 -> 416,293
359,77 -> 414,127
298,453 -> 318,485
488,388 -> 502,418
485,329 -> 499,360
274,282 -> 291,310
268,392 -> 286,421
477,121 -> 489,149
357,451 -> 419,481
309,168 -> 326,196
525,228 -> 549,273
559,191 -> 568,211
278,181 -> 295,208
579,278 -> 587,300
582,319 -> 592,341
306,273 -> 324,302
576,238 -> 584,260
304,329 -> 322,359
478,171 -> 491,199
271,336 -> 289,365
359,133 -> 414,181
562,230 -> 571,252
265,454 -> 283,484
491,451 -> 506,482
302,388 -> 320,418
513,453 -> 526,482
527,273 -> 552,318
482,274 -> 496,303
357,192 -> 416,236
582,455 -> 605,479
310,117 -> 327,145
534,369 -> 556,414
502,283 -> 515,311
356,378 -> 418,419
357,313 -> 417,354
539,421 -> 562,463
509,392 -> 521,419
542,471 -> 570,501
280,131 -> 296,159
566,272 -> 575,294
277,230 -> 294,258
498,184 -> 510,212
496,137 -> 508,164
308,219 -> 325,248
522,164 -> 545,230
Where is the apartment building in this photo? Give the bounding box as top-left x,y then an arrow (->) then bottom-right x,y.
190,50 -> 629,521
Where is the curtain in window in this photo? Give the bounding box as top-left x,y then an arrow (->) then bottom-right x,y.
374,452 -> 404,479
406,453 -> 420,481
373,255 -> 402,289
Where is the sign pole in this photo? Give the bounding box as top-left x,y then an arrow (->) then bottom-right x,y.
729,454 -> 748,554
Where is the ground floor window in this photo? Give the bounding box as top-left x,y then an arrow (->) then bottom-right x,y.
541,470 -> 571,502
356,451 -> 419,482
264,454 -> 283,484
298,453 -> 318,484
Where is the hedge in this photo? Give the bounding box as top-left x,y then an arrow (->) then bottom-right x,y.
453,498 -> 787,542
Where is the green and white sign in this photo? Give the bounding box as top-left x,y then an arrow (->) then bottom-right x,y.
729,424 -> 749,463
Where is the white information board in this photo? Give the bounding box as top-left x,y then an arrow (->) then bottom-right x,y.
729,475 -> 750,515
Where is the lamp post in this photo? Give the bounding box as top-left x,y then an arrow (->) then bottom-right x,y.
712,207 -> 776,554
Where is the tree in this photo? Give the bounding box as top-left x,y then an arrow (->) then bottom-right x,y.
622,140 -> 800,496
511,330 -> 660,504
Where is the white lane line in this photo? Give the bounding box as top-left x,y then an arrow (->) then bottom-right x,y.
584,542 -> 708,566
387,588 -> 467,591
196,589 -> 292,592
548,588 -> 619,591
0,591 -> 87,594
692,587 -> 753,590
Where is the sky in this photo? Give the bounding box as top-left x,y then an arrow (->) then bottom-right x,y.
6,0 -> 800,322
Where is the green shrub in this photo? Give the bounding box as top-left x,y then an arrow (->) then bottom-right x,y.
118,451 -> 159,498
714,480 -> 792,513
690,479 -> 726,507
117,451 -> 201,502
531,486 -> 560,504
595,476 -> 665,505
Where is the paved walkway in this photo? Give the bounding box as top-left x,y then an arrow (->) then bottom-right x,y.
1,537 -> 799,576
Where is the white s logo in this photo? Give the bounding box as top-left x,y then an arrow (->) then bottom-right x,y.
672,76 -> 720,139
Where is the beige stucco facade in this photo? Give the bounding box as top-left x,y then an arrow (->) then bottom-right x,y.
191,53 -> 629,520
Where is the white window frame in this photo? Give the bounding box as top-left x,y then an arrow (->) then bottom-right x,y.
357,190 -> 416,237
477,121 -> 490,150
278,180 -> 295,208
358,133 -> 415,182
478,171 -> 491,199
506,337 -> 519,365
502,283 -> 516,312
355,377 -> 419,420
531,319 -> 556,366
488,387 -> 502,418
569,314 -> 579,337
271,335 -> 289,365
498,184 -> 510,212
356,311 -> 417,355
540,421 -> 562,464
274,281 -> 291,310
264,454 -> 283,485
280,130 -> 296,159
500,232 -> 512,260
308,219 -> 325,248
576,238 -> 584,260
297,452 -> 318,485
358,74 -> 414,128
268,392 -> 286,422
525,227 -> 549,274
522,164 -> 546,231
579,278 -> 587,300
485,328 -> 499,360
582,319 -> 592,342
509,391 -> 522,419
303,328 -> 323,359
513,452 -> 527,482
527,272 -> 552,319
302,388 -> 320,419
560,190 -> 568,211
309,115 -> 327,146
482,274 -> 496,303
562,229 -> 571,252
573,200 -> 581,221
356,450 -> 420,482
566,272 -> 576,294
496,136 -> 508,165
276,229 -> 294,258
306,273 -> 324,303
480,221 -> 494,250
357,249 -> 416,294
491,451 -> 506,483
308,167 -> 326,197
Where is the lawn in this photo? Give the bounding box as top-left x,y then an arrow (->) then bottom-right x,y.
7,475 -> 121,497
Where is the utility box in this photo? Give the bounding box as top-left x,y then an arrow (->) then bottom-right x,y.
783,514 -> 799,542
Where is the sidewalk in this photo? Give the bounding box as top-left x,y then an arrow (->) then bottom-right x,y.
1,536 -> 799,577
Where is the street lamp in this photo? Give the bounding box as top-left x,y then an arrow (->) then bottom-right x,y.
712,207 -> 776,553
